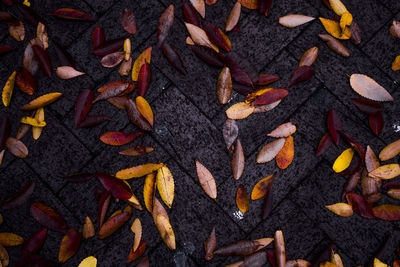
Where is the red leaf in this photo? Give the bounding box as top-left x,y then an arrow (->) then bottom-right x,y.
310,243 -> 334,266
257,74 -> 279,86
369,112 -> 384,135
52,8 -> 94,21
327,109 -> 342,145
158,4 -> 174,45
322,0 -> 332,9
93,37 -> 125,56
30,202 -> 68,233
203,22 -> 231,52
252,89 -> 288,105
259,0 -> 272,16
96,173 -> 133,200
183,3 -> 200,27
261,187 -> 273,220
99,208 -> 132,239
342,171 -> 360,199
2,0 -> 13,6
16,68 -> 37,95
161,43 -> 187,74
125,99 -> 152,131
32,45 -> 52,77
120,9 -> 137,34
74,89 -> 94,128
267,249 -> 276,267
316,132 -> 333,156
17,4 -> 42,26
346,193 -> 374,219
64,173 -> 95,183
288,65 -> 314,87
98,191 -> 111,228
0,115 -> 10,151
78,115 -> 112,128
54,42 -> 76,68
22,228 -> 47,254
92,27 -> 105,49
351,98 -> 382,115
126,241 -> 146,263
233,82 -> 254,95
0,46 -> 14,55
224,52 -> 258,86
1,181 -> 35,210
94,80 -> 135,103
100,131 -> 143,146
204,227 -> 217,260
383,177 -> 400,189
372,205 -> 400,221
138,62 -> 151,97
188,45 -> 224,67
58,229 -> 82,263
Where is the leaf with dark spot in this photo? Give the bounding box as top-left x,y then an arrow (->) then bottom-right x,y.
223,119 -> 239,153
52,8 -> 94,21
74,89 -> 93,127
93,37 -> 125,56
101,52 -> 124,68
32,45 -> 52,77
183,3 -> 200,27
288,65 -> 314,87
162,43 -> 187,74
30,202 -> 67,233
120,9 -> 137,34
96,173 -> 133,200
1,181 -> 35,210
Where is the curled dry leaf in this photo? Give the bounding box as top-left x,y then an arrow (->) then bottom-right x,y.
82,216 -> 95,239
195,160 -> 217,199
5,137 -> 28,158
101,52 -> 124,68
319,17 -> 351,39
162,43 -> 187,74
185,23 -> 219,52
226,2 -> 241,32
372,204 -> 400,221
119,146 -> 154,156
78,256 -> 97,267
30,202 -> 67,232
326,203 -> 353,217
350,74 -> 393,102
390,20 -> 400,39
58,229 -> 81,263
120,9 -> 137,34
158,4 -> 174,45
52,8 -> 94,21
268,122 -> 296,138
8,21 -> 25,41
143,172 -> 156,212
217,67 -> 232,104
1,181 -> 35,210
214,240 -> 262,256
119,57 -> 133,76
232,140 -> 245,180
2,71 -> 16,107
131,218 -> 142,252
116,163 -> 164,179
236,184 -> 249,213
332,148 -> 354,173
274,230 -> 286,267
204,227 -> 217,260
299,46 -> 318,67
100,131 -> 142,146
319,34 -> 350,57
132,47 -> 152,81
126,99 -> 152,131
379,139 -> 400,161
36,22 -> 48,49
0,233 -> 24,247
251,174 -> 274,200
96,173 -> 133,200
226,102 -> 255,120
21,92 -> 63,110
156,165 -> 175,208
56,66 -> 85,80
93,37 -> 125,56
288,65 -> 314,87
16,68 -> 36,95
369,164 -> 400,180
279,14 -> 315,28
256,138 -> 285,164
276,136 -> 294,170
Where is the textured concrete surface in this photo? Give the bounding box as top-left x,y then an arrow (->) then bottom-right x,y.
1,0 -> 400,266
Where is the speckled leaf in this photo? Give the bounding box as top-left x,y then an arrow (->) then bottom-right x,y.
156,165 -> 174,208
100,52 -> 124,68
251,174 -> 274,200
369,164 -> 400,180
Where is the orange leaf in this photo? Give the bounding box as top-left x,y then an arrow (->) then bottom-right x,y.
143,172 -> 156,212
131,47 -> 152,81
372,204 -> 400,221
152,198 -> 175,250
365,145 -> 380,172
21,92 -> 63,110
236,185 -> 249,213
226,102 -> 255,120
99,207 -> 132,239
58,229 -> 81,263
325,203 -> 353,217
251,174 -> 274,200
0,233 -> 24,247
126,241 -> 146,263
2,71 -> 16,107
136,96 -> 154,126
238,0 -> 258,9
299,47 -> 319,67
392,55 -> 400,71
276,136 -> 294,170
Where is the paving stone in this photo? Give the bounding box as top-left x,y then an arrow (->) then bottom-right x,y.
146,243 -> 199,267
379,87 -> 400,141
380,0 -> 400,12
151,86 -> 232,186
86,0 -> 121,14
305,238 -> 356,266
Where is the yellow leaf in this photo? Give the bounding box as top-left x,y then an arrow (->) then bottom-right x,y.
32,108 -> 45,140
392,55 -> 400,71
329,0 -> 348,16
131,218 -> 142,252
136,96 -> 153,126
319,17 -> 351,39
226,102 -> 255,120
78,256 -> 97,267
156,215 -> 176,250
195,160 -> 217,199
36,22 -> 48,50
115,163 -> 164,179
332,148 -> 354,173
251,174 -> 274,200
143,172 -> 156,212
127,193 -> 142,210
0,232 -> 24,247
82,216 -> 95,239
245,88 -> 273,103
2,71 -> 16,107
320,262 -> 338,267
131,47 -> 152,81
369,164 -> 400,180
20,116 -> 46,127
123,38 -> 131,61
374,258 -> 388,267
21,92 -> 63,110
339,12 -> 353,33
156,166 -> 175,208
23,0 -> 31,6
325,203 -> 353,217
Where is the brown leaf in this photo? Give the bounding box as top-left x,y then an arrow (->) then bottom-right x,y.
125,98 -> 152,131
190,0 -> 205,18
1,181 -> 35,210
236,184 -> 249,213
101,52 -> 124,68
58,229 -> 81,263
204,227 -> 217,260
243,250 -> 268,267
299,46 -> 318,67
158,5 -> 174,45
126,241 -> 146,263
97,191 -> 111,229
365,145 -> 380,172
217,67 -> 232,104
346,193 -> 374,218
253,100 -> 281,113
274,230 -> 286,267
342,171 -> 360,199
223,119 -> 239,152
349,21 -> 362,45
0,244 -> 9,266
350,74 -> 393,102
256,138 -> 285,163
131,218 -> 142,252
99,207 -> 132,239
23,39 -> 40,76
267,122 -> 296,138
0,233 -> 24,247
185,23 -> 219,52
251,174 -> 274,200
56,66 -> 85,79
361,170 -> 382,204
120,9 -> 137,34
279,14 -> 315,28
372,204 -> 400,221
214,240 -> 262,256
8,20 -> 25,41
36,22 -> 48,49
152,198 -> 176,250
82,216 -> 95,239
5,137 -> 28,158
94,80 -> 135,103
387,189 -> 400,200
226,2 -> 241,32
30,202 -> 67,232
226,102 -> 255,120
379,139 -> 400,161
232,140 -> 245,180
319,34 -> 350,57
195,160 -> 217,199
238,0 -> 258,9
93,37 -> 125,56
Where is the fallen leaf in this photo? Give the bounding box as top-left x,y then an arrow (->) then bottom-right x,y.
183,2 -> 201,27
16,68 -> 36,95
369,164 -> 400,180
119,146 -> 154,156
238,0 -> 258,9
369,112 -> 384,135
226,2 -> 241,32
349,21 -> 362,45
158,4 -> 174,45
162,43 -> 187,74
8,20 -> 25,41
23,39 -> 40,76
243,250 -> 268,267
232,140 -> 245,180
225,52 -> 257,86
253,100 -> 281,113
52,8 -> 94,21
361,170 -> 382,204
93,37 -> 125,56
236,184 -> 249,213
101,52 -> 124,68
268,122 -> 296,138
288,65 -> 314,87
58,229 -> 81,263
30,202 -> 67,232
379,139 -> 400,161
153,199 -> 175,250
99,132 -> 143,146
96,173 -> 133,200
217,67 -> 233,104
36,22 -> 48,49
346,193 -> 374,218
326,203 -> 353,217
223,119 -> 239,153
327,109 -> 342,145
125,99 -> 152,131
94,80 -> 135,102
99,207 -> 132,239
32,44 -> 52,77
79,115 -> 112,128
120,9 -> 137,34
203,22 -> 231,52
97,191 -> 111,229
279,14 -> 315,28
364,146 -> 380,172
215,240 -> 262,256
74,89 -> 94,128
387,189 -> 400,200
276,136 -> 294,170
20,116 -> 45,127
119,57 -> 133,76
392,55 -> 400,71
350,74 -> 393,102
319,17 -> 351,39
251,174 -> 274,200
0,244 -> 9,266
1,181 -> 35,210
329,0 -> 348,15
5,137 -> 28,158
188,44 -> 224,67
185,23 -> 219,52
32,108 -> 45,139
126,241 -> 146,263
137,63 -> 151,96
156,165 -> 174,208
143,172 -> 156,213
116,163 -> 164,179
252,89 -> 288,105
299,46 -> 319,67
262,186 -> 273,220
257,74 -> 279,85
204,227 -> 217,260
190,0 -> 205,18
333,148 -> 354,173
2,71 -> 16,107
372,204 -> 400,221
131,218 -> 142,252
92,27 -> 104,48
54,41 -> 76,67
0,233 -> 24,247
256,138 -> 286,163
351,98 -> 382,115
195,160 -> 217,199
82,216 -> 95,239
78,256 -> 97,267
226,102 -> 255,120
132,47 -> 152,81
21,92 -> 63,110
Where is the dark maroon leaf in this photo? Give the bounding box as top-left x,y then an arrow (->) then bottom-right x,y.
0,11 -> 16,23
0,46 -> 15,55
161,43 -> 187,74
288,65 -> 314,87
346,193 -> 374,219
224,52 -> 258,86
138,62 -> 151,97
74,89 -> 94,127
52,8 -> 94,21
369,112 -> 384,135
93,37 -> 125,56
125,99 -> 152,131
95,173 -> 133,200
183,3 -> 200,27
339,131 -> 365,160
30,202 -> 68,233
316,132 -> 333,156
54,42 -> 76,68
16,67 -> 37,95
327,109 -> 342,145
188,44 -> 224,67
98,191 -> 111,228
243,250 -> 268,267
17,4 -> 42,26
342,171 -> 360,200
120,9 -> 137,34
64,173 -> 95,183
310,242 -> 334,267
366,235 -> 391,267
1,181 -> 35,210
351,98 -> 382,115
261,0 -> 273,16
252,89 -> 288,105
257,74 -> 279,85
338,154 -> 362,176
0,115 -> 10,151
383,177 -> 400,189
203,22 -> 231,52
2,0 -> 13,6
267,249 -> 276,267
262,187 -> 273,220
78,115 -> 112,128
22,228 -> 47,254
32,45 -> 52,77
349,21 -> 362,45
214,240 -> 261,256
92,27 -> 105,49
233,82 -> 254,95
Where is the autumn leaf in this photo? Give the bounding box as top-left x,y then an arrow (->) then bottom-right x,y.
185,23 -> 219,52
138,63 -> 151,97
365,145 -> 380,172
346,193 -> 374,218
369,112 -> 384,135
120,9 -> 137,34
79,115 -> 112,128
223,119 -> 239,152
236,184 -> 249,213
238,0 -> 258,9
183,2 -> 201,27
156,165 -> 174,208
319,17 -> 351,39
251,174 -> 274,200
136,96 -> 154,126
256,138 -> 285,163
257,74 -> 279,85
195,160 -> 217,199
276,136 -> 294,170
153,198 -> 176,250
78,256 -> 97,267
99,207 -> 132,239
268,122 -> 296,138
96,173 -> 133,200
30,202 -> 67,232
226,102 -> 255,120
5,137 -> 28,158
361,170 -> 382,204
131,218 -> 142,252
232,140 -> 245,180
119,146 -> 154,157
243,250 -> 268,267
8,21 -> 25,42
252,89 -> 288,105
132,47 -> 152,81
217,67 -> 233,104
93,37 -> 125,56
94,80 -> 134,102
2,71 -> 16,107
74,89 -> 93,128
100,132 -> 143,146
20,116 -> 46,127
190,0 -> 205,18
332,148 -> 354,173
58,229 -> 81,263
1,181 -> 35,210
226,2 -> 241,32
0,233 -> 24,247
101,52 -> 124,68
21,92 -> 63,110
372,204 -> 400,221
158,4 -> 174,45
379,139 -> 400,161
279,14 -> 315,28
16,67 -> 36,95
262,187 -> 273,220
116,163 -> 164,179
0,245 -> 9,266
82,216 -> 95,240
392,55 -> 400,71
319,34 -> 350,57
350,74 -> 393,102
326,203 -> 353,217
204,227 -> 217,260
390,20 -> 400,38
32,44 -> 52,77
203,22 -> 231,52
52,8 -> 94,21
162,43 -> 187,74
36,22 -> 48,49
351,98 -> 382,115
126,241 -> 146,263
369,164 -> 400,180
274,230 -> 286,267
123,38 -> 131,61
214,240 -> 262,256
23,39 -> 40,76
